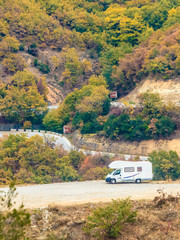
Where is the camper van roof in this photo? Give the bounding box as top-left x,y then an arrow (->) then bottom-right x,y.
108,160 -> 151,169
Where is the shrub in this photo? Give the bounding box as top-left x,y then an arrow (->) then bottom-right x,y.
104,112 -> 176,141
23,121 -> 32,130
69,150 -> 85,170
19,45 -> 24,51
0,182 -> 31,240
34,58 -> 38,66
34,59 -> 50,74
82,167 -> 109,180
84,198 -> 137,239
55,164 -> 79,182
27,43 -> 38,56
2,53 -> 27,74
81,121 -> 103,134
155,116 -> 176,138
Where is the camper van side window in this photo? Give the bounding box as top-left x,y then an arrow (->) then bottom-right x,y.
137,167 -> 142,172
124,167 -> 135,172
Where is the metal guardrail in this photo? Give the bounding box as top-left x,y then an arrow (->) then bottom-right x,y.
10,128 -> 62,137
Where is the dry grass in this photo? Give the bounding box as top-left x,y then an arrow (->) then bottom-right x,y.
27,192 -> 180,240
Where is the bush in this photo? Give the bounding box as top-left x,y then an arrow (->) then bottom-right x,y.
55,164 -> 79,182
82,167 -> 109,180
69,150 -> 85,170
19,45 -> 24,51
34,59 -> 50,74
155,116 -> 176,138
81,121 -> 103,134
22,121 -> 32,130
2,53 -> 27,74
27,43 -> 38,56
0,182 -> 31,240
84,198 -> 137,239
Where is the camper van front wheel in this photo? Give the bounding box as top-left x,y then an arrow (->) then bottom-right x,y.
110,179 -> 116,184
135,179 -> 141,184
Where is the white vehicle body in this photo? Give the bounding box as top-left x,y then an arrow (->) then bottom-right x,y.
105,161 -> 153,184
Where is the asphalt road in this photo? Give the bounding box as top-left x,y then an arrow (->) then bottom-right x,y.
0,181 -> 179,209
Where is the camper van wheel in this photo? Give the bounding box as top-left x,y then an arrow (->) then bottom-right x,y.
111,179 -> 116,184
136,179 -> 141,184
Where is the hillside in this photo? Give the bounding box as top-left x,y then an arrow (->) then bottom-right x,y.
0,0 -> 180,181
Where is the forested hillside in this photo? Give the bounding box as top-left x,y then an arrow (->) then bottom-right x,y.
0,0 -> 179,136
0,0 -> 180,185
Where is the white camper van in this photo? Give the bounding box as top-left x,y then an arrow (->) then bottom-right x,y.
105,161 -> 152,184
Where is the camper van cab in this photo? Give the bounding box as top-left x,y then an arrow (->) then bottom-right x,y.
105,161 -> 152,184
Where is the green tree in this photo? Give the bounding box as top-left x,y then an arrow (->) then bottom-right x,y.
77,85 -> 109,114
149,150 -> 180,180
155,116 -> 176,138
88,75 -> 107,87
0,70 -> 47,123
163,7 -> 180,29
139,92 -> 166,119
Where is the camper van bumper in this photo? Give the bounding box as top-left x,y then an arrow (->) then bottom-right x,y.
105,177 -> 111,183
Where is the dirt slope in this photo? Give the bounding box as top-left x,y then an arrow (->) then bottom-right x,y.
28,195 -> 180,240
72,130 -> 180,156
122,77 -> 180,106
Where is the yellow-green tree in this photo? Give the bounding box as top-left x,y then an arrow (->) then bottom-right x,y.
2,53 -> 27,73
61,47 -> 84,88
0,36 -> 20,57
105,5 -> 145,45
0,19 -> 9,41
0,85 -> 47,123
77,86 -> 109,114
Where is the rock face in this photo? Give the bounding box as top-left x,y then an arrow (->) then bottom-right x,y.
71,130 -> 180,156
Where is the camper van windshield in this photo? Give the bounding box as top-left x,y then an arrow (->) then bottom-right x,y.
112,169 -> 121,175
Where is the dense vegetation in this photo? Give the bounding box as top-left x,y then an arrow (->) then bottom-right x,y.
0,0 -> 179,88
0,70 -> 47,123
0,134 -> 110,185
44,91 -> 177,141
0,133 -> 179,185
104,92 -> 177,141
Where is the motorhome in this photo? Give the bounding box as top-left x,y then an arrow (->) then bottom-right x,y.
105,161 -> 153,184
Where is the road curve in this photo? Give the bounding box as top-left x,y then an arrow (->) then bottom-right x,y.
0,131 -> 73,151
1,181 -> 179,209
0,131 -> 148,160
